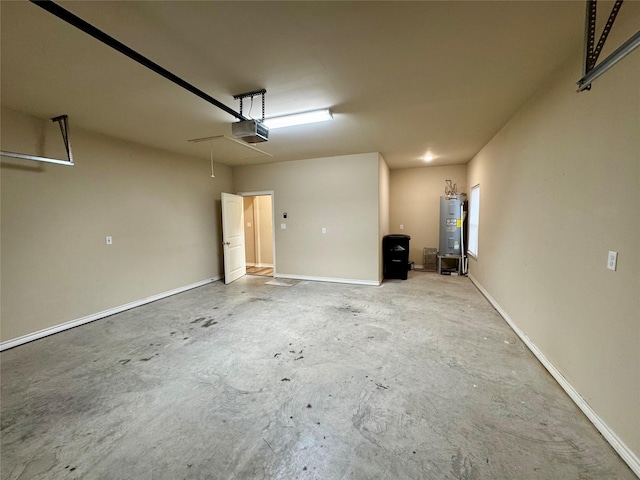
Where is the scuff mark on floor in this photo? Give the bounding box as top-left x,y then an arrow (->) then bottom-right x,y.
140,353 -> 159,362
16,452 -> 57,480
451,448 -> 480,480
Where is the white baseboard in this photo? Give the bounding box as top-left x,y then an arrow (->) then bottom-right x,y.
246,262 -> 256,267
469,274 -> 640,477
255,263 -> 274,268
0,277 -> 221,352
275,273 -> 380,286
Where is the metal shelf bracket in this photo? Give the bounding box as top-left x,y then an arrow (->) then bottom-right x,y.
1,114 -> 74,166
233,89 -> 267,121
577,0 -> 640,91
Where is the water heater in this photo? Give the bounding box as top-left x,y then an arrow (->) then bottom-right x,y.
439,195 -> 464,255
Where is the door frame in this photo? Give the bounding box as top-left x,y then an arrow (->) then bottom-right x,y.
238,191 -> 276,277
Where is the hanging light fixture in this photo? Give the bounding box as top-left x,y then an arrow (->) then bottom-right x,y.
262,109 -> 333,130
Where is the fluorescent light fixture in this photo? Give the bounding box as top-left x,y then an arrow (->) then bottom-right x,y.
263,109 -> 333,129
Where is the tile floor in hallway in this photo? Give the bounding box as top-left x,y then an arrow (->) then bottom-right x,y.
1,272 -> 635,479
246,266 -> 274,277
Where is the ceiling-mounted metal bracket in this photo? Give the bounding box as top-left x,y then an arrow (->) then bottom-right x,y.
233,89 -> 267,121
577,0 -> 640,91
584,0 -> 623,74
0,114 -> 74,166
51,115 -> 73,163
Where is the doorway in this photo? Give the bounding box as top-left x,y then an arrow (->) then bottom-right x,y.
242,194 -> 274,277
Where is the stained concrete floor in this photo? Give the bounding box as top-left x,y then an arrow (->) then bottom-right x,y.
1,273 -> 635,480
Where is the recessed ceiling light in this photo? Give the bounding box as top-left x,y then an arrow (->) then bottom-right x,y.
262,109 -> 333,129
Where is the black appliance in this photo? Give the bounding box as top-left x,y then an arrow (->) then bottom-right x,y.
383,234 -> 411,280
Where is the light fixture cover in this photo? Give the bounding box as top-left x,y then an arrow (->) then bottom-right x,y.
263,109 -> 333,129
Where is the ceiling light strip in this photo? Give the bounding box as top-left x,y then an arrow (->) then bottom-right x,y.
263,109 -> 333,129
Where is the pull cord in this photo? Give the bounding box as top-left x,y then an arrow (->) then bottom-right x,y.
210,142 -> 215,178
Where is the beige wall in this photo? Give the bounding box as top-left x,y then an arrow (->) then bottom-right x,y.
255,195 -> 273,266
243,197 -> 256,265
378,155 -> 390,282
233,153 -> 381,283
242,196 -> 273,267
1,108 -> 232,343
390,165 -> 467,264
466,13 -> 640,459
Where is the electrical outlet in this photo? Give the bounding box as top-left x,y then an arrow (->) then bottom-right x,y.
607,251 -> 617,271
106,236 -> 113,245
400,224 -> 404,230
322,227 -> 327,234
280,224 -> 286,230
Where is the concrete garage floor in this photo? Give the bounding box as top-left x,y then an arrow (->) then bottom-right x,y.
1,273 -> 635,480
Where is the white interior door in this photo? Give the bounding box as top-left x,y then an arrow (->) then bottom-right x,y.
221,192 -> 246,284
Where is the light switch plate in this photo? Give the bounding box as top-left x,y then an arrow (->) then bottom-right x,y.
281,223 -> 286,230
106,236 -> 113,245
322,227 -> 327,234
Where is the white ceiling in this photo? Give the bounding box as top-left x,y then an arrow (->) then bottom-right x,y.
1,1 -> 590,169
